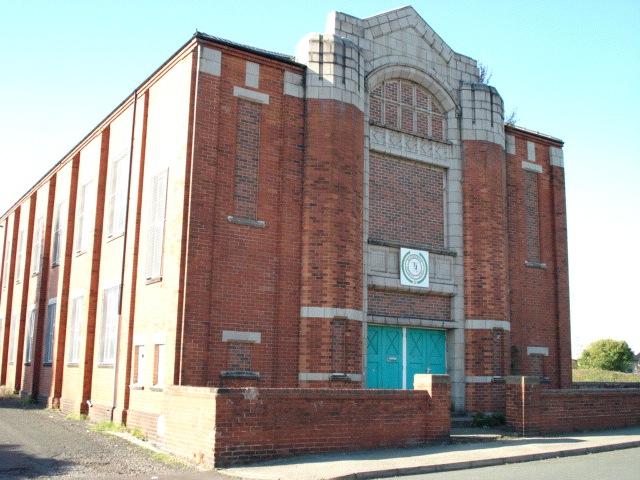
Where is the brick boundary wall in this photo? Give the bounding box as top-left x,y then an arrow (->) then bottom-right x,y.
506,376 -> 640,436
153,375 -> 450,467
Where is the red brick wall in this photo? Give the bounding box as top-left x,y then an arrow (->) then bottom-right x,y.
369,154 -> 445,247
465,329 -> 511,378
301,100 -> 364,309
298,98 -> 364,383
505,130 -> 570,388
298,317 -> 362,387
462,140 -> 509,322
179,47 -> 305,388
142,378 -> 450,467
462,140 -> 510,411
368,289 -> 451,320
506,378 -> 640,435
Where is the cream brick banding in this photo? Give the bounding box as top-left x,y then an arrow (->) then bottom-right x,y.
283,71 -> 304,97
233,86 -> 269,104
222,331 -> 261,344
550,146 -> 564,168
527,346 -> 549,356
245,61 -> 259,88
506,134 -> 516,155
522,161 -> 543,173
300,307 -> 366,322
199,47 -> 221,76
466,319 -> 511,331
298,372 -> 363,382
527,141 -> 536,161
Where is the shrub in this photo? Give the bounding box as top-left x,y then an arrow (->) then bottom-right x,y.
578,339 -> 635,372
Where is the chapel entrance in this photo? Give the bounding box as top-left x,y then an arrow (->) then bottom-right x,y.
366,324 -> 446,389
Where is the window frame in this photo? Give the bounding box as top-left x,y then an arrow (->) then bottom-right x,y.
43,298 -> 57,364
133,344 -> 146,386
52,202 -> 65,266
370,79 -> 446,141
99,285 -> 120,364
8,313 -> 18,363
145,169 -> 168,281
24,306 -> 36,364
68,294 -> 84,364
75,181 -> 93,253
15,229 -> 24,281
153,343 -> 165,387
106,151 -> 130,238
2,238 -> 10,289
32,217 -> 44,274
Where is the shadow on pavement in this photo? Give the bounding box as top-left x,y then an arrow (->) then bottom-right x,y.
0,443 -> 76,479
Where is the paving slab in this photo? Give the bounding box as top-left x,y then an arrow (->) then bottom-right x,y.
220,426 -> 640,480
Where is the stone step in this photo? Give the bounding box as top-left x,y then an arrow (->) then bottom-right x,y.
451,414 -> 475,429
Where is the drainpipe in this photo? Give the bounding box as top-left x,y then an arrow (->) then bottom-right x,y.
111,90 -> 138,422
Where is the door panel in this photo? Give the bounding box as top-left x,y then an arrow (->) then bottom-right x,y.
426,329 -> 446,374
406,328 -> 427,389
367,325 -> 446,389
366,325 -> 402,388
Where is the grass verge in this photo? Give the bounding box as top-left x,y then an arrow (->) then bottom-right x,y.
573,368 -> 640,382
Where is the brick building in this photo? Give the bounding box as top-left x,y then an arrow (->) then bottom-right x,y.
0,6 -> 570,439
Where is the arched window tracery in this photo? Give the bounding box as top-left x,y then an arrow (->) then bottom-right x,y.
370,79 -> 446,141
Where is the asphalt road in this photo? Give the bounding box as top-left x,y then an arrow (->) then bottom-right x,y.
388,446 -> 640,479
0,394 -> 232,479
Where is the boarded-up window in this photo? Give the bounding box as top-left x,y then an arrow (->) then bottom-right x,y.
68,295 -> 83,363
24,307 -> 36,364
145,170 -> 168,280
134,345 -> 145,385
76,181 -> 93,252
8,313 -> 17,363
524,171 -> 541,263
32,217 -> 44,274
2,239 -> 10,289
15,230 -> 24,281
107,151 -> 129,237
43,299 -> 56,364
100,286 -> 120,363
52,202 -> 65,265
154,344 -> 165,386
234,99 -> 261,219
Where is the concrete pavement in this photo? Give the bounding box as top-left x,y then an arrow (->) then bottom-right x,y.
220,426 -> 640,480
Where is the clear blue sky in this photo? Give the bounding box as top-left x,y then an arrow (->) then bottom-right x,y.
1,1 -> 639,356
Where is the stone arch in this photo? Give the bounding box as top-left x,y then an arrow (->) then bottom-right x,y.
366,64 -> 457,114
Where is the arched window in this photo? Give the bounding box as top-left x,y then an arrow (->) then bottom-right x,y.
370,79 -> 446,141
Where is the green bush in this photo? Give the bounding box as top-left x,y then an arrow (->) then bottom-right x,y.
577,339 -> 635,372
471,412 -> 506,428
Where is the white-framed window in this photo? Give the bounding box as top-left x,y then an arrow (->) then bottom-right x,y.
68,294 -> 83,364
32,217 -> 44,274
106,151 -> 129,237
8,313 -> 18,363
134,345 -> 146,385
75,181 -> 93,252
43,299 -> 57,364
154,343 -> 166,387
24,306 -> 36,364
100,285 -> 120,363
2,239 -> 10,289
52,202 -> 65,266
15,229 -> 24,281
145,169 -> 168,280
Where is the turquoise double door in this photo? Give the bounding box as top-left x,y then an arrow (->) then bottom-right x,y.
366,325 -> 446,389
